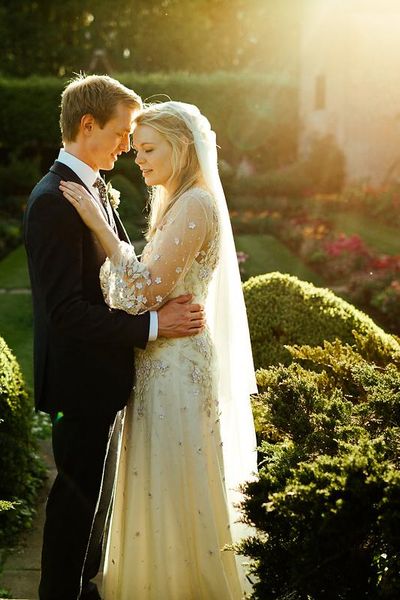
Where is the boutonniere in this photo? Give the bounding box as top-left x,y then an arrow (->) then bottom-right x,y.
106,182 -> 121,210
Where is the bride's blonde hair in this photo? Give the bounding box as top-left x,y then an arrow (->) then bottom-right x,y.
134,103 -> 202,239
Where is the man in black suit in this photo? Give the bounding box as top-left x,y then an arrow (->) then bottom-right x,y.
24,74 -> 204,600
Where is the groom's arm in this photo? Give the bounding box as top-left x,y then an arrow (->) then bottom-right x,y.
25,191 -> 150,348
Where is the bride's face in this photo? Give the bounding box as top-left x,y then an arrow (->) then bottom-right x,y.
132,124 -> 174,191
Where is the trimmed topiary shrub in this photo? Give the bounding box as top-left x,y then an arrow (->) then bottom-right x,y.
243,272 -> 400,369
0,336 -> 44,545
237,336 -> 400,599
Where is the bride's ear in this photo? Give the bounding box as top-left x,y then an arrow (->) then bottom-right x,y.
81,114 -> 95,136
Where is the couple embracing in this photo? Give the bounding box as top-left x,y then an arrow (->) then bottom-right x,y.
24,74 -> 257,600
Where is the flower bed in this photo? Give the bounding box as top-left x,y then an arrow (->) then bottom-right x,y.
284,222 -> 400,334
234,202 -> 400,334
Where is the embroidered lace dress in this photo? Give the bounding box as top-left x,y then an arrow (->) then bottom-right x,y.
100,188 -> 246,599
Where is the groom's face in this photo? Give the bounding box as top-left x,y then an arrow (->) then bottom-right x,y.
85,102 -> 137,171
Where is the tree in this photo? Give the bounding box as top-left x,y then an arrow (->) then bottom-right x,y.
0,0 -> 304,77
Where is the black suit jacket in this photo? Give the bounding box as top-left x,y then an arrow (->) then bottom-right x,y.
23,161 -> 150,418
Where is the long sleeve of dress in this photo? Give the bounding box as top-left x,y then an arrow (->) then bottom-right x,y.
100,189 -> 216,315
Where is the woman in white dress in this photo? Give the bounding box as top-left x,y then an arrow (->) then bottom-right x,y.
60,101 -> 257,599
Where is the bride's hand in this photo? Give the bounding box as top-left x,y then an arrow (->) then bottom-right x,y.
59,181 -> 105,233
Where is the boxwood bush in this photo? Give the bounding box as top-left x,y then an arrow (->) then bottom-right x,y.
0,336 -> 44,545
243,272 -> 400,369
237,335 -> 400,599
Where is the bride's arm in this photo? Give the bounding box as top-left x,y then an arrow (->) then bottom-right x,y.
61,181 -> 214,315
101,192 -> 214,314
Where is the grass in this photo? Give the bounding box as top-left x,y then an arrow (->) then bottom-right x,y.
317,209 -> 399,256
0,246 -> 30,289
235,234 -> 324,285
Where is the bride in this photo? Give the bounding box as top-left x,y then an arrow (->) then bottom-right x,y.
60,101 -> 257,599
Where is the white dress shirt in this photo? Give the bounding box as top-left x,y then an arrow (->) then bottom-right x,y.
57,148 -> 158,341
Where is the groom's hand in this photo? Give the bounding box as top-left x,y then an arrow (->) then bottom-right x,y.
157,294 -> 205,338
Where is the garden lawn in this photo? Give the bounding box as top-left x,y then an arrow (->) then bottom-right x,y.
325,210 -> 399,256
0,245 -> 30,289
235,234 -> 323,285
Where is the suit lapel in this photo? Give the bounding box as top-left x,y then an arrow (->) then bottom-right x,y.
112,209 -> 131,244
51,161 -> 114,228
50,161 -> 93,196
51,161 -> 131,244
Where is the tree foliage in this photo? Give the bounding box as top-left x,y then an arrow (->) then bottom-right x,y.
0,0 -> 303,77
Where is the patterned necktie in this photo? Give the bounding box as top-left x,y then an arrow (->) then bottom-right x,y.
93,177 -> 117,231
93,177 -> 108,209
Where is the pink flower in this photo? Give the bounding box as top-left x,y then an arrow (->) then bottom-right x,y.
237,251 -> 249,264
325,234 -> 370,258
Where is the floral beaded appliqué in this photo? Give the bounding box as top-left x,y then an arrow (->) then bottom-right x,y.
135,355 -> 170,418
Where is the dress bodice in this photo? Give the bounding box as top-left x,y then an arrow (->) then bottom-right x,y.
100,187 -> 219,314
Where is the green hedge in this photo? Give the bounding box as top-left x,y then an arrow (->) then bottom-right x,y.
226,134 -> 345,201
0,156 -> 42,258
237,336 -> 400,599
0,72 -> 297,170
0,336 -> 44,545
0,220 -> 22,261
109,173 -> 146,242
243,272 -> 400,369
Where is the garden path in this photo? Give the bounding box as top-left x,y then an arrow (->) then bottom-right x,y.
0,439 -> 53,599
0,440 -> 102,600
0,289 -> 30,294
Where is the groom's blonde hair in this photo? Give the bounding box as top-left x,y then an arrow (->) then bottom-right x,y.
60,74 -> 142,142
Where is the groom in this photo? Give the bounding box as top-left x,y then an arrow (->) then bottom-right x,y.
24,74 -> 204,600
